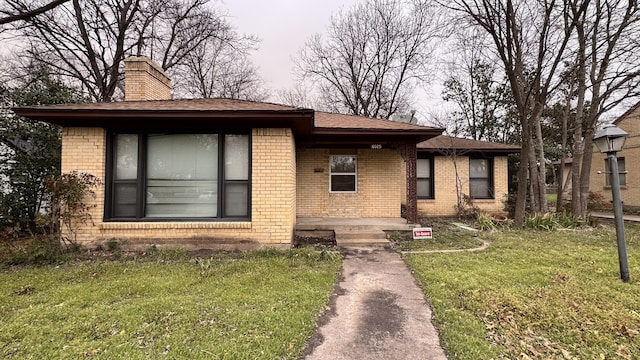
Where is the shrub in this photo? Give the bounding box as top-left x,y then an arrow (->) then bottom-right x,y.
524,212 -> 587,231
524,213 -> 559,231
477,212 -> 498,231
45,171 -> 102,245
457,194 -> 481,219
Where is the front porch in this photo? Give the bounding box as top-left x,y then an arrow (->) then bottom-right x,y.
295,217 -> 420,247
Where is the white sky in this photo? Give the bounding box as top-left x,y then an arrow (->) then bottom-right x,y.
222,0 -> 445,122
223,0 -> 358,91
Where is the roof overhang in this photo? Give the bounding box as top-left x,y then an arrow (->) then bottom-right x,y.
299,127 -> 443,146
13,105 -> 443,145
12,108 -> 316,134
418,147 -> 521,155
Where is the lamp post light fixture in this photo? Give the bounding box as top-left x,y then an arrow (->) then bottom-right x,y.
593,124 -> 630,283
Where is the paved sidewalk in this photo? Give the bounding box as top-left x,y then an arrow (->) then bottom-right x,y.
591,211 -> 640,222
302,248 -> 447,360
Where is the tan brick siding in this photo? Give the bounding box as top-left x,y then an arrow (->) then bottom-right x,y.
590,106 -> 640,206
60,128 -> 106,243
297,148 -> 402,218
124,57 -> 172,101
417,155 -> 509,216
61,127 -> 296,247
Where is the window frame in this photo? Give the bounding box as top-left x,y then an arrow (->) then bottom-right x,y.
417,156 -> 434,199
104,130 -> 251,222
329,155 -> 357,193
469,157 -> 494,199
604,157 -> 626,187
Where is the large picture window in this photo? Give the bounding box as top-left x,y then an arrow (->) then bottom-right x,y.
107,132 -> 250,220
469,158 -> 494,199
605,157 -> 626,187
330,155 -> 357,192
417,158 -> 434,199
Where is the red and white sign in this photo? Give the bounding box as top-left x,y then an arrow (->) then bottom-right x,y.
413,227 -> 433,239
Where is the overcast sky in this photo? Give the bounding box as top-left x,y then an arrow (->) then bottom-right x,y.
223,0 -> 358,91
222,0 -> 444,121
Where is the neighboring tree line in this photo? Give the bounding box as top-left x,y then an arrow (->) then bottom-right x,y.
2,0 -> 640,230
440,0 -> 640,225
0,0 -> 265,101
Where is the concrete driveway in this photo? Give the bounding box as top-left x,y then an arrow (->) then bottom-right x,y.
301,247 -> 447,360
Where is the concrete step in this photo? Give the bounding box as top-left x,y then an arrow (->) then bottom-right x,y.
334,230 -> 387,240
297,224 -> 418,232
335,230 -> 389,247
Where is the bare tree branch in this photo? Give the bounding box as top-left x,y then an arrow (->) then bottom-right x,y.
0,0 -> 69,25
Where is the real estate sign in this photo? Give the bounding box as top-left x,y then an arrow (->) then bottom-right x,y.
413,227 -> 433,239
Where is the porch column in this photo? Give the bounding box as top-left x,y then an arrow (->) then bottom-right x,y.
401,143 -> 418,223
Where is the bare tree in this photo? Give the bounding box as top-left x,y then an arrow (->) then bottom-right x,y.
296,0 -> 439,119
0,0 -> 69,25
175,32 -> 267,100
441,32 -> 517,143
273,84 -> 321,109
446,0 -> 584,225
9,0 -> 259,102
569,0 -> 640,217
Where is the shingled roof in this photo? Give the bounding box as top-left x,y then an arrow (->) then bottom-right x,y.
418,135 -> 520,154
13,98 -> 443,143
314,111 -> 433,131
19,98 -> 305,112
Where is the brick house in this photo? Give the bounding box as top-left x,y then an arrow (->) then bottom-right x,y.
414,135 -> 520,216
13,57 -> 518,248
590,102 -> 640,207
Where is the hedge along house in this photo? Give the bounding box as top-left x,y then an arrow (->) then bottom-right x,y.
13,57 -> 442,249
414,135 -> 521,216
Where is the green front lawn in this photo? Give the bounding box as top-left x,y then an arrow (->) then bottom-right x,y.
0,249 -> 341,359
405,224 -> 640,359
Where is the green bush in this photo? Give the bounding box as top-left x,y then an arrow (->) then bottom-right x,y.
476,212 -> 498,231
524,212 -> 587,231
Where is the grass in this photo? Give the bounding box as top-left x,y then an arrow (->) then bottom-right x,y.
405,222 -> 640,359
0,248 -> 341,359
390,219 -> 484,252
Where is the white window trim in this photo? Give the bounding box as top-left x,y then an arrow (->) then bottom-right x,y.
329,155 -> 358,193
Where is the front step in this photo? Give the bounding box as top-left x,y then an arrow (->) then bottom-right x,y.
334,230 -> 389,247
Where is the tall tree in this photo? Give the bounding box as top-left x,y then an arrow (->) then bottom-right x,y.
297,0 -> 439,119
568,0 -> 640,218
8,0 -> 260,102
0,64 -> 84,231
446,0 -> 584,225
0,0 -> 69,25
442,58 -> 516,143
176,32 -> 267,100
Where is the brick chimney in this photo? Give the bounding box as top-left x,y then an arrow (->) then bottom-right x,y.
124,56 -> 172,101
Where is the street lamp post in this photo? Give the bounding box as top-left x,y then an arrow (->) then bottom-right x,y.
593,124 -> 630,283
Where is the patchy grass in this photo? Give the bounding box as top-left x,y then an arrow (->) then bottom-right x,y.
390,219 -> 483,252
405,223 -> 640,359
0,248 -> 341,359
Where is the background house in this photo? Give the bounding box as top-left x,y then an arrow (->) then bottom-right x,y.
412,135 -> 520,216
590,102 -> 639,207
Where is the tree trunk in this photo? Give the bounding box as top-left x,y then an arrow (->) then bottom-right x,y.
533,109 -> 548,213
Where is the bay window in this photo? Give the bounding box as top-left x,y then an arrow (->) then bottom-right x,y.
106,132 -> 250,220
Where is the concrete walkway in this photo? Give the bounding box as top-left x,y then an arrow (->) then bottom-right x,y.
301,248 -> 447,360
591,211 -> 640,222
